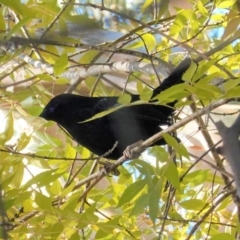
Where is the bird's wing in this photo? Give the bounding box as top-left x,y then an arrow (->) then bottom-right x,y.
75,94 -> 172,127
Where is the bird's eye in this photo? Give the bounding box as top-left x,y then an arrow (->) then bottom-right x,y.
49,107 -> 54,113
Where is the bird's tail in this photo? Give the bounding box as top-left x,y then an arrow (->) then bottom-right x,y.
152,58 -> 192,98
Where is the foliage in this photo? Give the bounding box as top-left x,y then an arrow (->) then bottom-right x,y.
0,0 -> 239,239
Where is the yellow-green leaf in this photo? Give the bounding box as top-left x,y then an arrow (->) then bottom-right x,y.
54,52 -> 68,76
117,179 -> 147,207
182,60 -> 198,82
35,191 -> 52,209
140,87 -> 153,101
162,162 -> 180,190
129,194 -> 149,216
179,199 -> 205,210
148,177 -> 163,222
209,233 -> 235,240
117,94 -> 132,104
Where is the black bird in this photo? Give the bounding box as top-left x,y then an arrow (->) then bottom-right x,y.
40,58 -> 191,159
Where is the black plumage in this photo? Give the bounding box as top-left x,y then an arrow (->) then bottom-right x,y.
40,58 -> 191,159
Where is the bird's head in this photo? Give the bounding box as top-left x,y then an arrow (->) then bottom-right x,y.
39,94 -> 75,125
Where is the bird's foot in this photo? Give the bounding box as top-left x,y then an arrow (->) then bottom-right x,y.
123,140 -> 144,159
101,162 -> 120,176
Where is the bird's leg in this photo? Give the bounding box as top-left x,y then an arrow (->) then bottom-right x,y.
123,140 -> 145,159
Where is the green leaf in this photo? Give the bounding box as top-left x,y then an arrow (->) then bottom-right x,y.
197,0 -> 208,16
51,222 -> 64,239
97,216 -> 122,233
182,170 -> 209,186
1,174 -> 16,189
177,143 -> 189,159
80,104 -> 124,123
80,100 -> 146,123
140,33 -> 156,53
35,191 -> 52,209
162,133 -> 179,148
182,60 -> 198,82
225,85 -> 240,98
3,198 -> 15,211
129,194 -> 149,216
156,83 -> 188,104
95,229 -> 111,239
141,0 -> 153,12
179,199 -> 205,210
149,146 -> 169,163
222,79 -> 240,92
69,232 -> 80,240
61,194 -> 79,211
15,191 -> 31,205
117,94 -> 131,104
5,17 -> 32,39
12,161 -> 24,188
148,177 -> 163,222
217,1 -> 235,8
79,50 -> 99,64
78,203 -> 98,228
162,162 -> 180,190
137,81 -> 144,94
16,132 -> 31,151
0,12 -> 6,32
139,87 -> 153,101
130,160 -> 155,184
117,179 -> 147,207
54,52 -> 68,76
22,170 -> 62,190
45,45 -> 59,56
158,0 -> 170,19
169,10 -> 189,37
0,0 -> 35,17
55,78 -> 69,84
0,111 -> 14,144
209,233 -> 235,240
65,143 -> 77,158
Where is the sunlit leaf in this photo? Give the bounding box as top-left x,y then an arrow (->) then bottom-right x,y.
35,191 -> 52,209
17,133 -> 31,151
97,216 -> 122,233
5,17 -> 32,39
158,0 -> 170,19
129,194 -> 149,216
179,199 -> 205,210
54,52 -> 68,76
209,233 -> 235,240
0,0 -> 35,17
139,87 -> 153,101
182,170 -> 209,186
117,94 -> 131,104
217,1 -> 235,8
148,177 -> 163,222
0,110 -> 14,144
118,179 -> 147,207
161,162 -> 180,190
12,161 -> 24,188
55,78 -> 69,84
141,0 -> 153,12
149,146 -> 169,163
140,33 -> 156,53
22,170 -> 62,190
182,60 -> 198,82
51,222 -> 64,239
162,133 -> 179,149
78,203 -> 98,228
